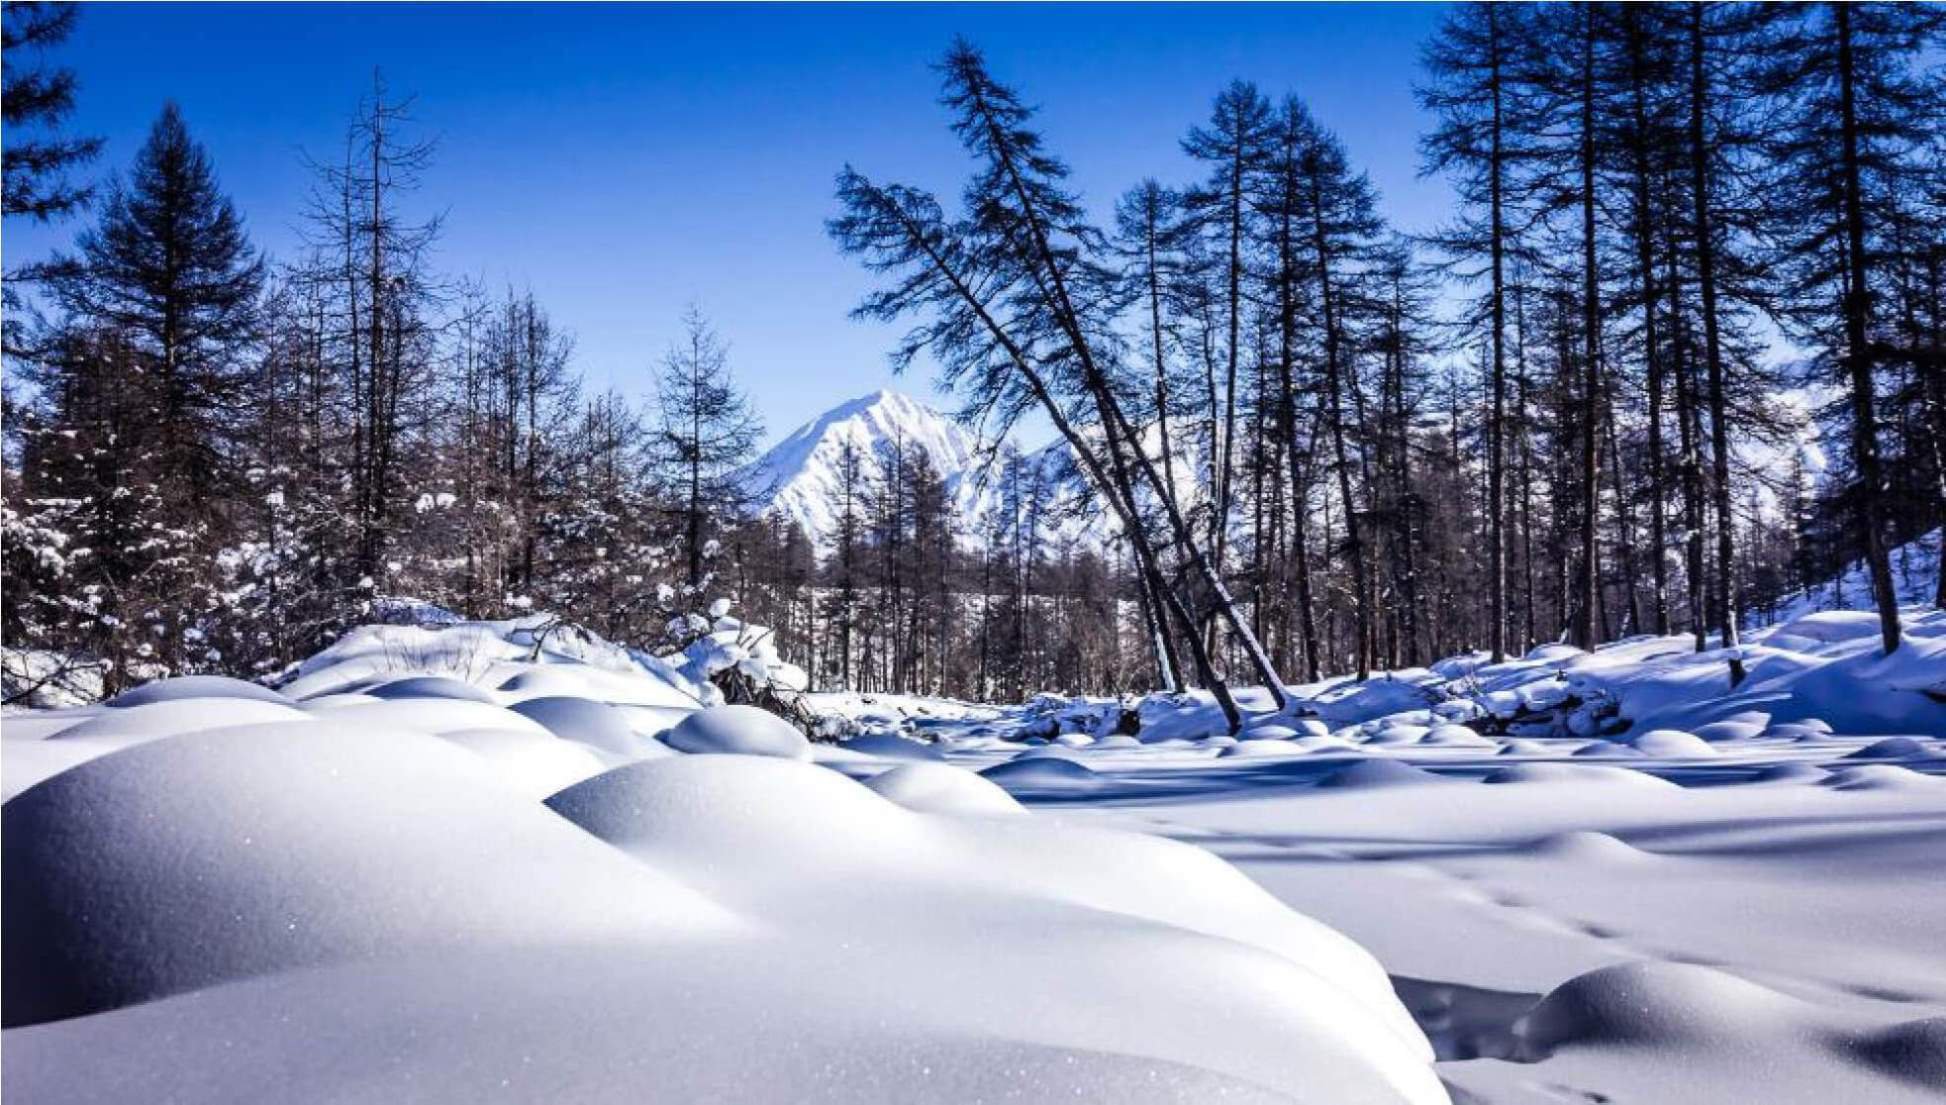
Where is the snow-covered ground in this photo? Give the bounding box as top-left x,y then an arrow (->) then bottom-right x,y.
4,590 -> 1942,1102
810,600 -> 1946,1104
2,615 -> 1440,1104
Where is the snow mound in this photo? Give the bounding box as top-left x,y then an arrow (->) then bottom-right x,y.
1368,723 -> 1429,746
551,753 -> 1439,1100
1525,831 -> 1650,864
436,727 -> 614,798
1,723 -> 733,1027
507,695 -> 644,757
547,755 -> 915,872
1843,737 -> 1933,761
1693,718 -> 1766,742
661,704 -> 810,759
861,762 -> 1025,817
1421,724 -> 1495,748
1627,729 -> 1719,758
1571,740 -> 1642,758
105,675 -> 292,708
312,697 -> 552,738
1750,763 -> 1831,784
1319,759 -> 1450,789
1820,765 -> 1945,792
364,675 -> 498,703
1482,763 -> 1678,788
1520,961 -> 1807,1054
50,697 -> 311,741
1765,610 -> 1890,647
495,666 -> 599,699
1241,723 -> 1302,741
979,756 -> 1103,790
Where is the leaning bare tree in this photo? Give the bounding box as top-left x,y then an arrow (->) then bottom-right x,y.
829,41 -> 1300,731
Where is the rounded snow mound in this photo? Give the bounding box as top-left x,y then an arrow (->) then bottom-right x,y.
2,723 -> 733,1028
1571,740 -> 1642,759
1219,739 -> 1311,759
1526,830 -> 1649,864
1766,610 -> 1888,646
1693,717 -> 1767,742
50,697 -> 311,741
1241,723 -> 1302,741
1762,721 -> 1832,740
1319,759 -> 1449,789
106,675 -> 292,708
1483,763 -> 1677,788
436,727 -> 612,798
1821,765 -> 1944,792
315,697 -> 551,738
862,762 -> 1025,817
1750,762 -> 1831,784
1520,961 -> 1806,1055
496,666 -> 600,700
979,756 -> 1102,790
1293,718 -> 1333,737
1525,643 -> 1585,663
548,754 -> 913,869
508,695 -> 642,757
364,675 -> 498,703
662,705 -> 809,760
840,733 -> 947,762
1627,729 -> 1719,758
1843,737 -> 1933,761
1421,723 -> 1496,748
1367,723 -> 1429,746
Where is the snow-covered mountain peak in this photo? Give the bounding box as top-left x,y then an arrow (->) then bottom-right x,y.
738,389 -> 985,546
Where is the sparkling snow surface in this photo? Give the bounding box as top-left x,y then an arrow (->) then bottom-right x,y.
4,597 -> 1943,1103
813,604 -> 1946,1105
3,616 -> 1441,1105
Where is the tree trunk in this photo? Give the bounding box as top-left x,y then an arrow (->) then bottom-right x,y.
1833,2 -> 1902,654
1690,3 -> 1747,683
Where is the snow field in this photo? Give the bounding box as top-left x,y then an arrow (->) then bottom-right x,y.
2,616 -> 1448,1104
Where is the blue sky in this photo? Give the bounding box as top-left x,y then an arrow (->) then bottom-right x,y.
10,2 -> 1455,446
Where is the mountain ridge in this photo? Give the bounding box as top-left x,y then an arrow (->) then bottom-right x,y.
736,389 -> 1089,549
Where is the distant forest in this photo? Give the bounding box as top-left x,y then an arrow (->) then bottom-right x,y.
5,3 -> 1943,717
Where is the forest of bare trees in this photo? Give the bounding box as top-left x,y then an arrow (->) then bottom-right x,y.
5,3 -> 1943,723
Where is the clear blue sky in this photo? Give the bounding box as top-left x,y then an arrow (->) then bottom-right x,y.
10,2 -> 1455,446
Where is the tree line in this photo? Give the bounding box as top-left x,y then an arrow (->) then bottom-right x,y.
830,3 -> 1943,726
3,6 -> 773,697
5,2 -> 1943,721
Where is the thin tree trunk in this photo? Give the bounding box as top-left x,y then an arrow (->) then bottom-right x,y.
1690,3 -> 1747,683
1833,2 -> 1901,654
1574,11 -> 1603,651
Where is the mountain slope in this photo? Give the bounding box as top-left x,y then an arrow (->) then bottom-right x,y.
737,390 -> 990,547
740,389 -> 1207,555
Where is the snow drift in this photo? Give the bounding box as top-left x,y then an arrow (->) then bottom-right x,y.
1,616 -> 1447,1105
